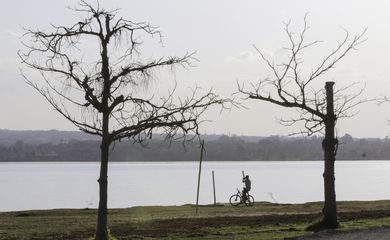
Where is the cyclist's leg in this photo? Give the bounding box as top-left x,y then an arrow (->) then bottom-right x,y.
242,188 -> 248,201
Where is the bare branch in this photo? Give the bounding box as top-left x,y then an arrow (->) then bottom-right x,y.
19,1 -> 230,146
239,15 -> 367,135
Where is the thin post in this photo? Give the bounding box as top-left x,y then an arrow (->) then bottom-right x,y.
196,140 -> 205,215
212,170 -> 216,205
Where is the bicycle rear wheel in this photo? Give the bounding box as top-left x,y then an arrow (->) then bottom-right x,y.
245,195 -> 255,206
229,194 -> 241,206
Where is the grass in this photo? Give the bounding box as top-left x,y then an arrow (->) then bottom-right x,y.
1,200 -> 390,239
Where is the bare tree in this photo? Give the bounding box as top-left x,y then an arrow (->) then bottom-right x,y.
19,2 -> 228,239
238,15 -> 366,229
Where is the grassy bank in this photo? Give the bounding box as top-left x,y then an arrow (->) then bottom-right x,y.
2,200 -> 390,239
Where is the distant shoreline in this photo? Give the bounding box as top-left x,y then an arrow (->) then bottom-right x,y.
1,130 -> 389,161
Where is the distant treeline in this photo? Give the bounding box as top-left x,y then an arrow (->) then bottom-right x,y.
0,130 -> 390,162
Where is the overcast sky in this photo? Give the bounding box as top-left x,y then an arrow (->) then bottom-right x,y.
1,0 -> 390,138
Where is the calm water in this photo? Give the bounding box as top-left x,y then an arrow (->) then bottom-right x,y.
1,161 -> 390,212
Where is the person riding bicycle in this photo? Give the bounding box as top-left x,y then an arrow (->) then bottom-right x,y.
242,175 -> 251,201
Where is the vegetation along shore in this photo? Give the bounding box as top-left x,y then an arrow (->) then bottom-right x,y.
1,130 -> 390,162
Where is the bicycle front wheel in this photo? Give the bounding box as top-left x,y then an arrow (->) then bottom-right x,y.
229,194 -> 241,206
245,195 -> 255,206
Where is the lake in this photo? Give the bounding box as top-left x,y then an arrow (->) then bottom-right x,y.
1,161 -> 390,212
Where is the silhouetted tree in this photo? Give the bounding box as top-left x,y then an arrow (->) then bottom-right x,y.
19,2 -> 227,239
238,15 -> 366,229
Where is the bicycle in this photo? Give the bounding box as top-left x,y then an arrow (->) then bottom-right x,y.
229,188 -> 255,206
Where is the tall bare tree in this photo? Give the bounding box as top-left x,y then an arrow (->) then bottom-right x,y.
238,15 -> 366,229
19,2 -> 227,239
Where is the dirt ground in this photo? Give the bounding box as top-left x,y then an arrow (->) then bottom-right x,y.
111,209 -> 390,239
3,203 -> 390,240
288,227 -> 390,240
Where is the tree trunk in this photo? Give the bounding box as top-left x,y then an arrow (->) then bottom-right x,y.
96,113 -> 110,240
322,81 -> 338,228
96,36 -> 111,240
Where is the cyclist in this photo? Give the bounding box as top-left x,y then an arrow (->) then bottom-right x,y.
242,175 -> 251,201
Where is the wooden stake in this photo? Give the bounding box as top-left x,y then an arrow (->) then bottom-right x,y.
195,140 -> 205,215
212,170 -> 216,205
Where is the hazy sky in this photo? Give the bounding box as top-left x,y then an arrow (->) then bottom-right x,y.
2,0 -> 390,138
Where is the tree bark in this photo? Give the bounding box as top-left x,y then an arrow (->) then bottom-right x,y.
322,81 -> 338,228
96,32 -> 111,240
96,112 -> 109,240
96,147 -> 109,239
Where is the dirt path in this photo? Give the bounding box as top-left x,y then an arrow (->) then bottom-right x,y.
288,227 -> 390,240
111,210 -> 390,239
